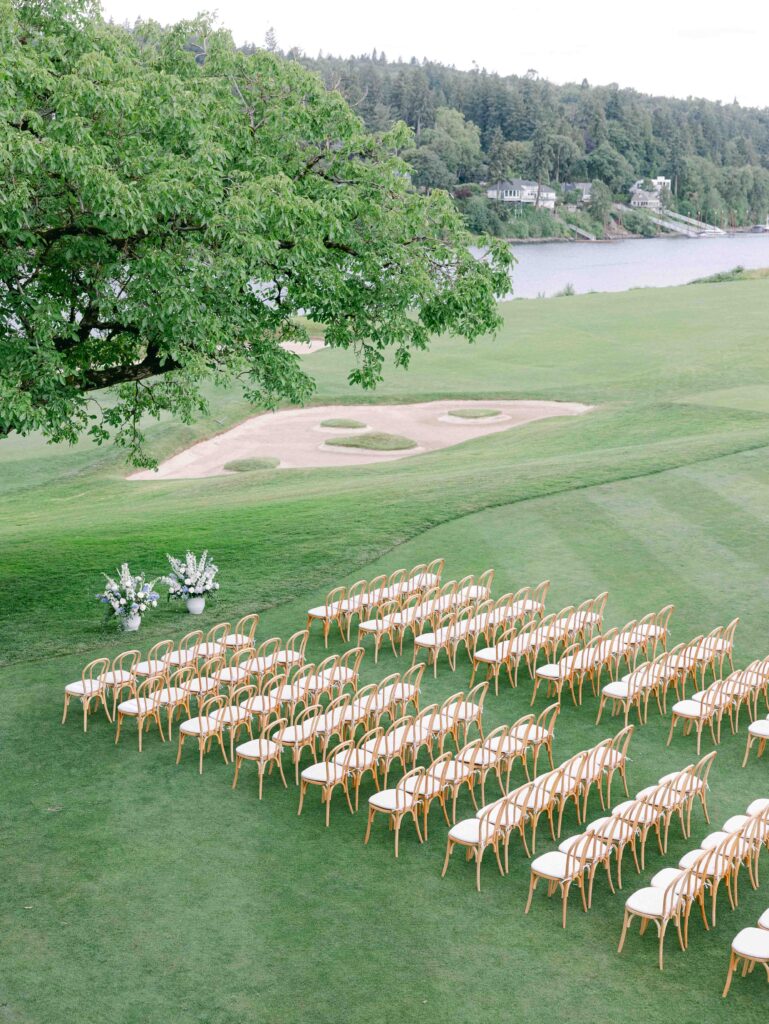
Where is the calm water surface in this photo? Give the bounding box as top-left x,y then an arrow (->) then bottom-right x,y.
500,234 -> 769,299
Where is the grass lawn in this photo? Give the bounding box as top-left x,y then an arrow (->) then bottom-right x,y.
447,407 -> 502,419
324,430 -> 418,450
2,277 -> 769,1023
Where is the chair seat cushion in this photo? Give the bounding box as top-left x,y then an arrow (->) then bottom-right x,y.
65,678 -> 103,696
748,719 -> 769,738
747,798 -> 769,815
301,762 -> 347,784
224,633 -> 252,647
101,669 -> 134,686
211,705 -> 251,725
118,696 -> 158,715
157,686 -> 187,705
167,650 -> 198,666
732,927 -> 769,960
236,738 -> 279,759
179,715 -> 219,735
625,886 -> 668,917
368,788 -> 416,812
136,659 -> 166,676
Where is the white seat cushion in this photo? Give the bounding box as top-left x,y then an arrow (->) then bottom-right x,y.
448,817 -> 493,844
671,699 -> 709,718
281,723 -> 315,745
216,666 -> 250,684
747,798 -> 769,815
245,655 -> 277,674
197,642 -> 225,658
625,886 -> 668,917
65,678 -> 103,696
239,695 -> 277,715
368,788 -> 417,812
236,738 -> 279,759
211,705 -> 251,725
101,669 -> 134,686
722,814 -> 749,833
535,663 -> 562,679
732,927 -> 769,960
748,719 -> 769,738
179,715 -> 219,735
185,675 -> 219,694
167,650 -> 198,666
157,686 -> 187,705
224,632 -> 251,647
301,761 -> 347,784
758,908 -> 769,930
602,680 -> 636,700
531,850 -> 573,879
118,696 -> 158,715
135,659 -> 166,676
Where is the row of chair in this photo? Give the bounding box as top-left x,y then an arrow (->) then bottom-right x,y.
440,726 -> 633,890
619,796 -> 769,970
306,559 -> 447,644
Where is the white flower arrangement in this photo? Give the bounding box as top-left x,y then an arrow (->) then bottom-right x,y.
96,563 -> 160,619
162,550 -> 220,601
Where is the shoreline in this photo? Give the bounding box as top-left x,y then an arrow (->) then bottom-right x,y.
498,225 -> 767,245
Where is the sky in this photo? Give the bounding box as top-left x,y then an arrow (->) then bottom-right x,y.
100,0 -> 769,108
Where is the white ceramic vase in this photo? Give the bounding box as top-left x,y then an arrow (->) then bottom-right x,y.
123,613 -> 141,632
186,596 -> 206,615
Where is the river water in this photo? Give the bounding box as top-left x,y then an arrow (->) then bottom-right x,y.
500,233 -> 769,299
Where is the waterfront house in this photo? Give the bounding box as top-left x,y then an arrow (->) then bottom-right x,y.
486,179 -> 556,210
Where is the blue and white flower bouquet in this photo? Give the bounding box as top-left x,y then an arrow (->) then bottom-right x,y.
162,550 -> 220,601
97,563 -> 160,624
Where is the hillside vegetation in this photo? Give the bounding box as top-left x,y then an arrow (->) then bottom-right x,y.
265,49 -> 769,228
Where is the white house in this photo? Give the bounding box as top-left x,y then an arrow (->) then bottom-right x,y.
563,181 -> 592,204
629,175 -> 671,210
486,179 -> 556,210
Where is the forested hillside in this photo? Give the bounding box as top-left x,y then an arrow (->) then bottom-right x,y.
250,47 -> 769,229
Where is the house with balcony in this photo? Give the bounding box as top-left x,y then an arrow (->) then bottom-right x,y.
629,176 -> 671,211
486,179 -> 556,210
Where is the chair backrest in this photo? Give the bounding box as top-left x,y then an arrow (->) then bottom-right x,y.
395,766 -> 425,807
313,653 -> 340,689
536,702 -> 561,741
388,568 -> 407,594
252,636 -> 281,670
411,703 -> 439,738
559,641 -> 581,671
280,663 -> 314,703
284,629 -> 309,660
532,613 -> 556,648
591,591 -> 609,626
198,692 -> 226,723
265,716 -> 289,746
659,866 -> 693,918
722,617 -> 739,649
688,749 -> 717,789
205,621 -> 230,646
425,557 -> 445,582
358,725 -> 384,759
325,585 -> 347,610
400,661 -> 425,697
478,568 -> 495,594
407,563 -> 427,587
82,656 -> 110,689
329,738 -> 356,772
169,665 -> 193,695
353,683 -> 379,718
425,751 -> 453,788
234,613 -> 260,644
386,714 -> 414,749
561,748 -> 591,789
346,579 -> 368,609
510,713 -> 535,746
655,604 -> 674,634
563,832 -> 607,876
230,683 -> 256,709
294,703 -> 323,738
482,723 -> 509,755
470,598 -> 494,632
372,600 -> 399,628
337,646 -> 365,687
136,674 -> 164,705
456,738 -> 483,771
531,579 -> 550,612
366,575 -> 387,601
198,655 -> 225,682
439,579 -> 458,601
111,649 -> 140,677
148,639 -> 174,668
698,680 -> 725,713
440,692 -> 463,729
466,680 -> 489,713
742,802 -> 769,846
177,629 -> 203,659
610,723 -> 634,761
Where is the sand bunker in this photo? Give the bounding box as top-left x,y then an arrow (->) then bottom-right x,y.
129,399 -> 590,480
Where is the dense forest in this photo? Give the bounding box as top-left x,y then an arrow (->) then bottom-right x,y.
243,43 -> 769,233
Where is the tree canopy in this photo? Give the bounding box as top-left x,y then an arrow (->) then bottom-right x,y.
0,0 -> 512,464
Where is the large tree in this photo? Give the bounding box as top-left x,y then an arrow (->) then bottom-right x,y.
0,1 -> 512,464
